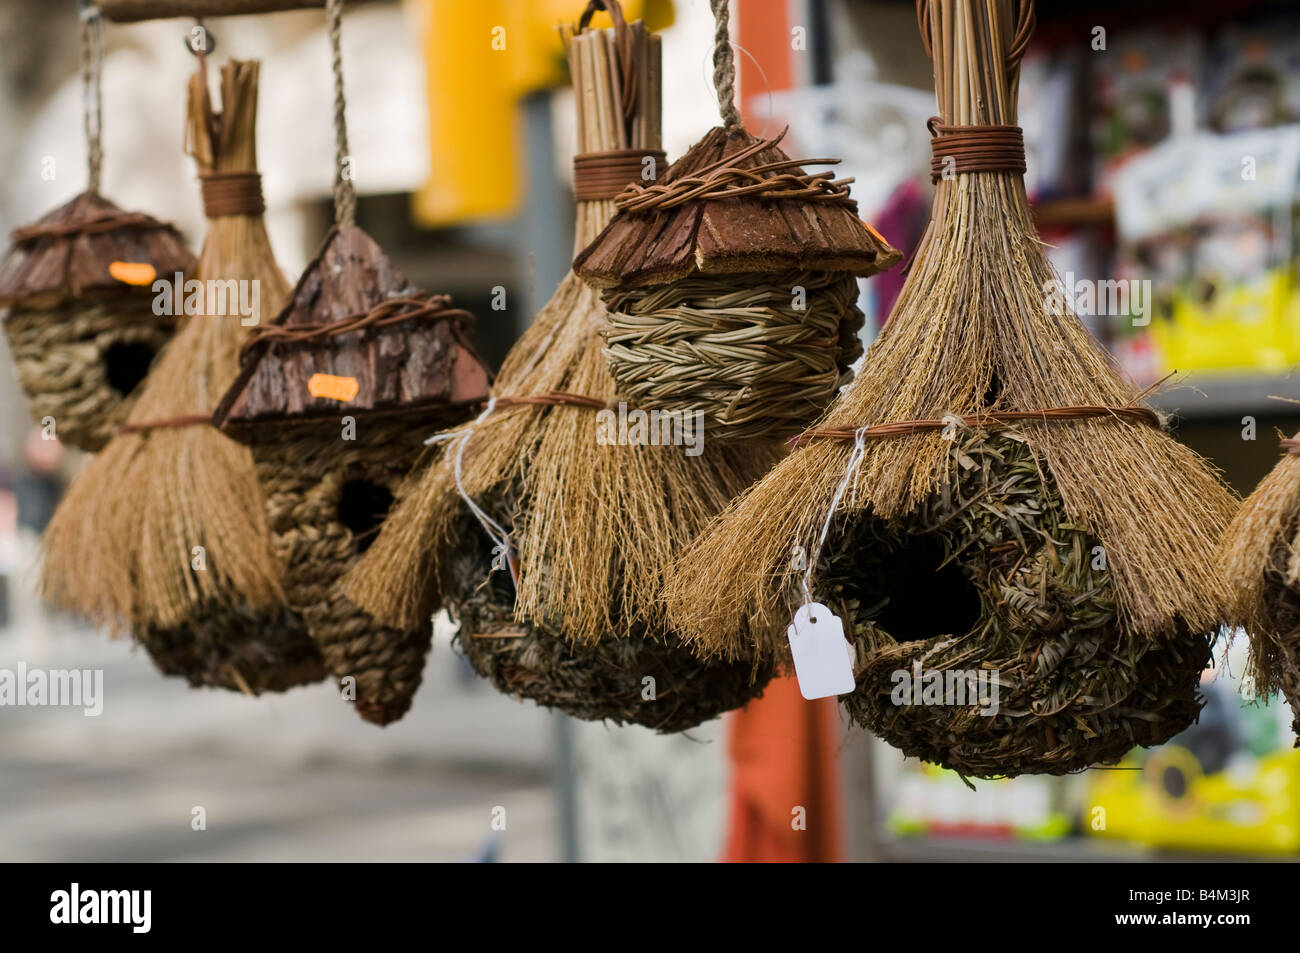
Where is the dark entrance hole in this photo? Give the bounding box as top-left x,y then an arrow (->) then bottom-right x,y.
865,533 -> 982,643
103,341 -> 157,397
338,480 -> 394,554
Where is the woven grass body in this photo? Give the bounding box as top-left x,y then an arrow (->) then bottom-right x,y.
254,425 -> 432,722
603,269 -> 864,440
1218,447 -> 1300,742
40,60 -> 320,694
0,192 -> 193,451
344,9 -> 778,726
665,0 -> 1236,777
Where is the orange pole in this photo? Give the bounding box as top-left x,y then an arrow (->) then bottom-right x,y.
721,0 -> 846,864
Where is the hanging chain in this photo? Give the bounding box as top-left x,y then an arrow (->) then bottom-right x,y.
325,0 -> 356,227
78,1 -> 104,193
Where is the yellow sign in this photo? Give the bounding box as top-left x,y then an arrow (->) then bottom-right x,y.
308,373 -> 360,402
412,0 -> 673,227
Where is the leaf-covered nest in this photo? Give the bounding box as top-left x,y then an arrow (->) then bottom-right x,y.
819,426 -> 1212,779
445,503 -> 773,734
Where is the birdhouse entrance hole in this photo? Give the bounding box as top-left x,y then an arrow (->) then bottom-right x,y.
338,479 -> 394,554
103,340 -> 157,397
865,533 -> 982,643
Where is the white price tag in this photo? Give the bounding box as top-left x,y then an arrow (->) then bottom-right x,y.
787,602 -> 856,700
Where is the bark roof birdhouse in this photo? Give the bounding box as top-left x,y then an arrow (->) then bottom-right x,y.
214,225 -> 490,441
573,126 -> 901,290
0,191 -> 193,310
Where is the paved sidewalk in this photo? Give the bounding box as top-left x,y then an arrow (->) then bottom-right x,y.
0,612 -> 561,862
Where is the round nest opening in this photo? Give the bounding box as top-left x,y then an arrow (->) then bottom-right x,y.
816,427 -> 1211,778
337,477 -> 395,556
602,269 -> 863,442
444,504 -> 773,734
3,293 -> 172,451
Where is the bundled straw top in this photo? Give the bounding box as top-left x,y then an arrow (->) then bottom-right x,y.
0,192 -> 192,309
574,126 -> 900,288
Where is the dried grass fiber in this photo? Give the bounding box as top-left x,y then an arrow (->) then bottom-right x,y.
665,0 -> 1236,773
40,60 -> 319,693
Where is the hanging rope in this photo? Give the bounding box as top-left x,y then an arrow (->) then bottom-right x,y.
79,1 -> 104,194
709,0 -> 742,133
324,0 -> 357,227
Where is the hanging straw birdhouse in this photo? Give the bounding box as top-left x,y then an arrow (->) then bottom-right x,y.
212,0 -> 492,726
1218,433 -> 1300,743
42,56 -> 322,696
0,10 -> 192,451
344,0 -> 775,733
572,0 -> 900,443
666,0 -> 1239,778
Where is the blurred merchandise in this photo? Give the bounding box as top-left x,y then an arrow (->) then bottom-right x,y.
1019,46 -> 1090,201
1204,18 -> 1300,133
1086,637 -> 1300,855
887,763 -> 1072,843
1092,29 -> 1203,199
1113,125 -> 1300,377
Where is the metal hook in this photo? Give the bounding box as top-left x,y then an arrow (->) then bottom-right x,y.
184,17 -> 216,56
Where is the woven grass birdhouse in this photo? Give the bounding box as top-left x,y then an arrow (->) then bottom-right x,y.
42,57 -> 322,696
0,12 -> 192,451
572,0 -> 900,443
1218,435 -> 1300,743
215,225 -> 492,725
666,0 -> 1238,779
344,0 -> 775,732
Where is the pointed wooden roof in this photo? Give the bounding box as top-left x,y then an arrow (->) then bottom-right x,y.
573,126 -> 902,289
0,191 -> 194,309
214,225 -> 491,439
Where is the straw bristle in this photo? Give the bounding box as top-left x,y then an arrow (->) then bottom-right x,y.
345,21 -> 779,645
665,0 -> 1237,663
41,61 -> 296,643
1218,448 -> 1300,731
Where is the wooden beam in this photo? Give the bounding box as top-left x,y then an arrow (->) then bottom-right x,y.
100,0 -> 378,23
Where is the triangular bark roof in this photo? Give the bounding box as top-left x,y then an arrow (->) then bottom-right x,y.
214,224 -> 490,438
0,191 -> 194,308
573,126 -> 902,289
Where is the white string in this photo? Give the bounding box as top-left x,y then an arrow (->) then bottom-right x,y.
426,398 -> 513,573
802,424 -> 870,606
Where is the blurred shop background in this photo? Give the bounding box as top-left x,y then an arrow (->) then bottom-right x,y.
3,0 -> 1300,862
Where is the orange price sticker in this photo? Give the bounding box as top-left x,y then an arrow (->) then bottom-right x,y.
109,261 -> 157,286
308,373 -> 359,402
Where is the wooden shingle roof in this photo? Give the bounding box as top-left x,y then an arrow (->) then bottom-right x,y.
214,225 -> 490,438
573,126 -> 901,289
0,191 -> 194,309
